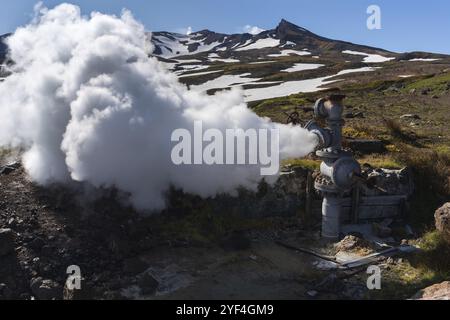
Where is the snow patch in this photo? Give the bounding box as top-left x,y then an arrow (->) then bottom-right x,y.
243,67 -> 377,102
178,69 -> 223,78
235,38 -> 281,51
342,50 -> 395,63
281,63 -> 324,73
408,58 -> 440,62
267,49 -> 311,57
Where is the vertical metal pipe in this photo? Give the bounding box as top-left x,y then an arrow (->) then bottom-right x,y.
321,193 -> 342,239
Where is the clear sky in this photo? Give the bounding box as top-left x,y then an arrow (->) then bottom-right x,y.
1,0 -> 449,54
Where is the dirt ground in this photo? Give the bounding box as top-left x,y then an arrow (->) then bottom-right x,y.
0,164 -> 381,300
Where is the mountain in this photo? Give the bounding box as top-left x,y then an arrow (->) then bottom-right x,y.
1,19 -> 449,101
151,19 -> 392,59
149,19 -> 449,102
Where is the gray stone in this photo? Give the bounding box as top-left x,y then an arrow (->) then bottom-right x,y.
361,167 -> 413,196
435,203 -> 450,243
400,114 -> 421,120
335,235 -> 373,252
411,281 -> 450,300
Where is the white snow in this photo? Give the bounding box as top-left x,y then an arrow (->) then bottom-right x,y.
267,49 -> 311,57
191,73 -> 260,92
210,58 -> 240,63
153,34 -> 222,58
281,63 -> 324,73
408,58 -> 440,62
249,61 -> 276,65
178,69 -> 223,78
342,50 -> 395,63
174,65 -> 210,75
177,59 -> 202,64
208,53 -> 240,63
235,38 -> 281,51
398,75 -> 414,78
282,41 -> 296,47
243,67 -> 377,102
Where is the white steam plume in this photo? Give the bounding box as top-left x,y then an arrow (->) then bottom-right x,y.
0,4 -> 318,211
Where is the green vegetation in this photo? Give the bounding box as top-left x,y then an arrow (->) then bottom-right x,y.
405,72 -> 450,94
367,231 -> 449,300
358,154 -> 403,169
282,158 -> 320,170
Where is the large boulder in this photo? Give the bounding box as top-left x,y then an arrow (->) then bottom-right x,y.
411,281 -> 450,300
435,203 -> 450,242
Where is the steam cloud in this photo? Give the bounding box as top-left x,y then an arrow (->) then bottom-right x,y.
0,3 -> 318,211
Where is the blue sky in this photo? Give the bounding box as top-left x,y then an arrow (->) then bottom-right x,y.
1,0 -> 449,54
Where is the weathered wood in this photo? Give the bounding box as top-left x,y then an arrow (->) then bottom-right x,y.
343,195 -> 407,221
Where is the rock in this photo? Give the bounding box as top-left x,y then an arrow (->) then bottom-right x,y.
0,162 -> 21,175
435,203 -> 450,242
354,111 -> 365,118
137,272 -> 159,295
400,114 -> 421,120
30,277 -> 63,300
335,235 -> 373,252
361,167 -> 413,196
411,281 -> 450,300
0,228 -> 16,257
409,89 -> 416,95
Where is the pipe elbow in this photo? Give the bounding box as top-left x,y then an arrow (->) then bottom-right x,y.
314,96 -> 345,121
305,120 -> 332,149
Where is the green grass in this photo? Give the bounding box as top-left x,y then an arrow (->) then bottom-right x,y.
282,158 -> 320,170
368,231 -> 450,300
405,72 -> 450,93
357,154 -> 403,170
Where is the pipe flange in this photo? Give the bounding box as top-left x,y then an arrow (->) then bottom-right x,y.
314,174 -> 339,193
331,157 -> 361,190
